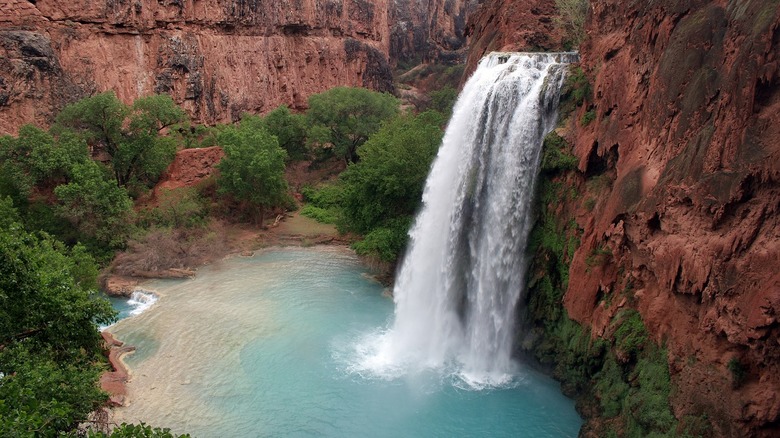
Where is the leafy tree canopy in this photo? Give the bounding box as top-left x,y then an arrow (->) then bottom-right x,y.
340,111 -> 444,234
261,105 -> 307,162
54,161 -> 134,250
306,87 -> 399,163
55,92 -> 185,188
0,201 -> 116,436
216,116 -> 289,226
0,125 -> 89,202
335,111 -> 444,261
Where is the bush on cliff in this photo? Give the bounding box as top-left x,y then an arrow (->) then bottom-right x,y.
525,162 -> 679,437
555,0 -> 589,49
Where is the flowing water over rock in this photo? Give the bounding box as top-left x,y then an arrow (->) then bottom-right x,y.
359,52 -> 577,386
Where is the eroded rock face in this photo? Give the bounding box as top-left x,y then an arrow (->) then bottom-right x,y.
562,1 -> 780,436
463,0 -> 562,79
390,0 -> 477,64
0,0 -> 415,134
155,145 -> 225,193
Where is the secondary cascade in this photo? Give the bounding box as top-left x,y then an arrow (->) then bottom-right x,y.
362,52 -> 578,387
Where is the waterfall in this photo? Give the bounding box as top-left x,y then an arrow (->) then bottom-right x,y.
356,52 -> 577,387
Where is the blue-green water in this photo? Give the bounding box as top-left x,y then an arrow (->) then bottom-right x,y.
109,247 -> 581,437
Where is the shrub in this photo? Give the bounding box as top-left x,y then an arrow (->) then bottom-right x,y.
139,188 -> 209,229
541,132 -> 578,174
612,309 -> 648,359
352,216 -> 413,262
87,422 -> 191,437
580,109 -> 596,126
585,244 -> 612,267
300,205 -> 339,224
555,0 -> 589,48
427,86 -> 458,118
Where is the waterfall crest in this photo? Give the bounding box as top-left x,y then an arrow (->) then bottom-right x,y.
357,52 -> 577,387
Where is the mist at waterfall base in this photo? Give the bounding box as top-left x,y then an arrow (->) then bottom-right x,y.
108,53 -> 582,436
109,249 -> 581,437
356,52 -> 576,387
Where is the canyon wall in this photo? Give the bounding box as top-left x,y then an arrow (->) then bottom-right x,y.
390,0 -> 475,65
466,0 -> 779,435
463,0 -> 562,80
0,0 -> 467,135
559,0 -> 779,436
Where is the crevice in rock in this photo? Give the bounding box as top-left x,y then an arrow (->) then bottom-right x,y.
647,212 -> 661,234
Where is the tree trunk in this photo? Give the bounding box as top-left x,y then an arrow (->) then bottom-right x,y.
256,204 -> 265,228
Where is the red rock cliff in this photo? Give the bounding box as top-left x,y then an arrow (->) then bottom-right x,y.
463,0 -> 563,79
0,0 -> 469,135
390,0 -> 476,64
556,1 -> 779,436
465,0 -> 779,435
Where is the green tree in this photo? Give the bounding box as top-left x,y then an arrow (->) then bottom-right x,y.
262,105 -> 308,161
0,125 -> 89,202
339,111 -> 444,260
427,86 -> 458,119
306,87 -> 399,163
55,92 -> 185,188
0,207 -> 116,436
216,116 -> 289,227
54,161 -> 134,249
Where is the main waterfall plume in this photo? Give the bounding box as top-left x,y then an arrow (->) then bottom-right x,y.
355,52 -> 577,387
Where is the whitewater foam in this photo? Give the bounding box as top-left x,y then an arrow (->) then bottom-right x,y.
352,52 -> 576,388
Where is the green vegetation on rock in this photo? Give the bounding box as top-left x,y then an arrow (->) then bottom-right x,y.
525,130 -> 681,437
555,0 -> 590,49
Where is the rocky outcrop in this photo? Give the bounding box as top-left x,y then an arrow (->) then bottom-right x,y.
155,146 -> 225,193
100,331 -> 135,407
554,1 -> 780,436
463,0 -> 563,79
0,0 -> 404,134
389,0 -> 476,65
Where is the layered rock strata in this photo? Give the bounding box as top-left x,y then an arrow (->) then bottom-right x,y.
0,0 -> 402,134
